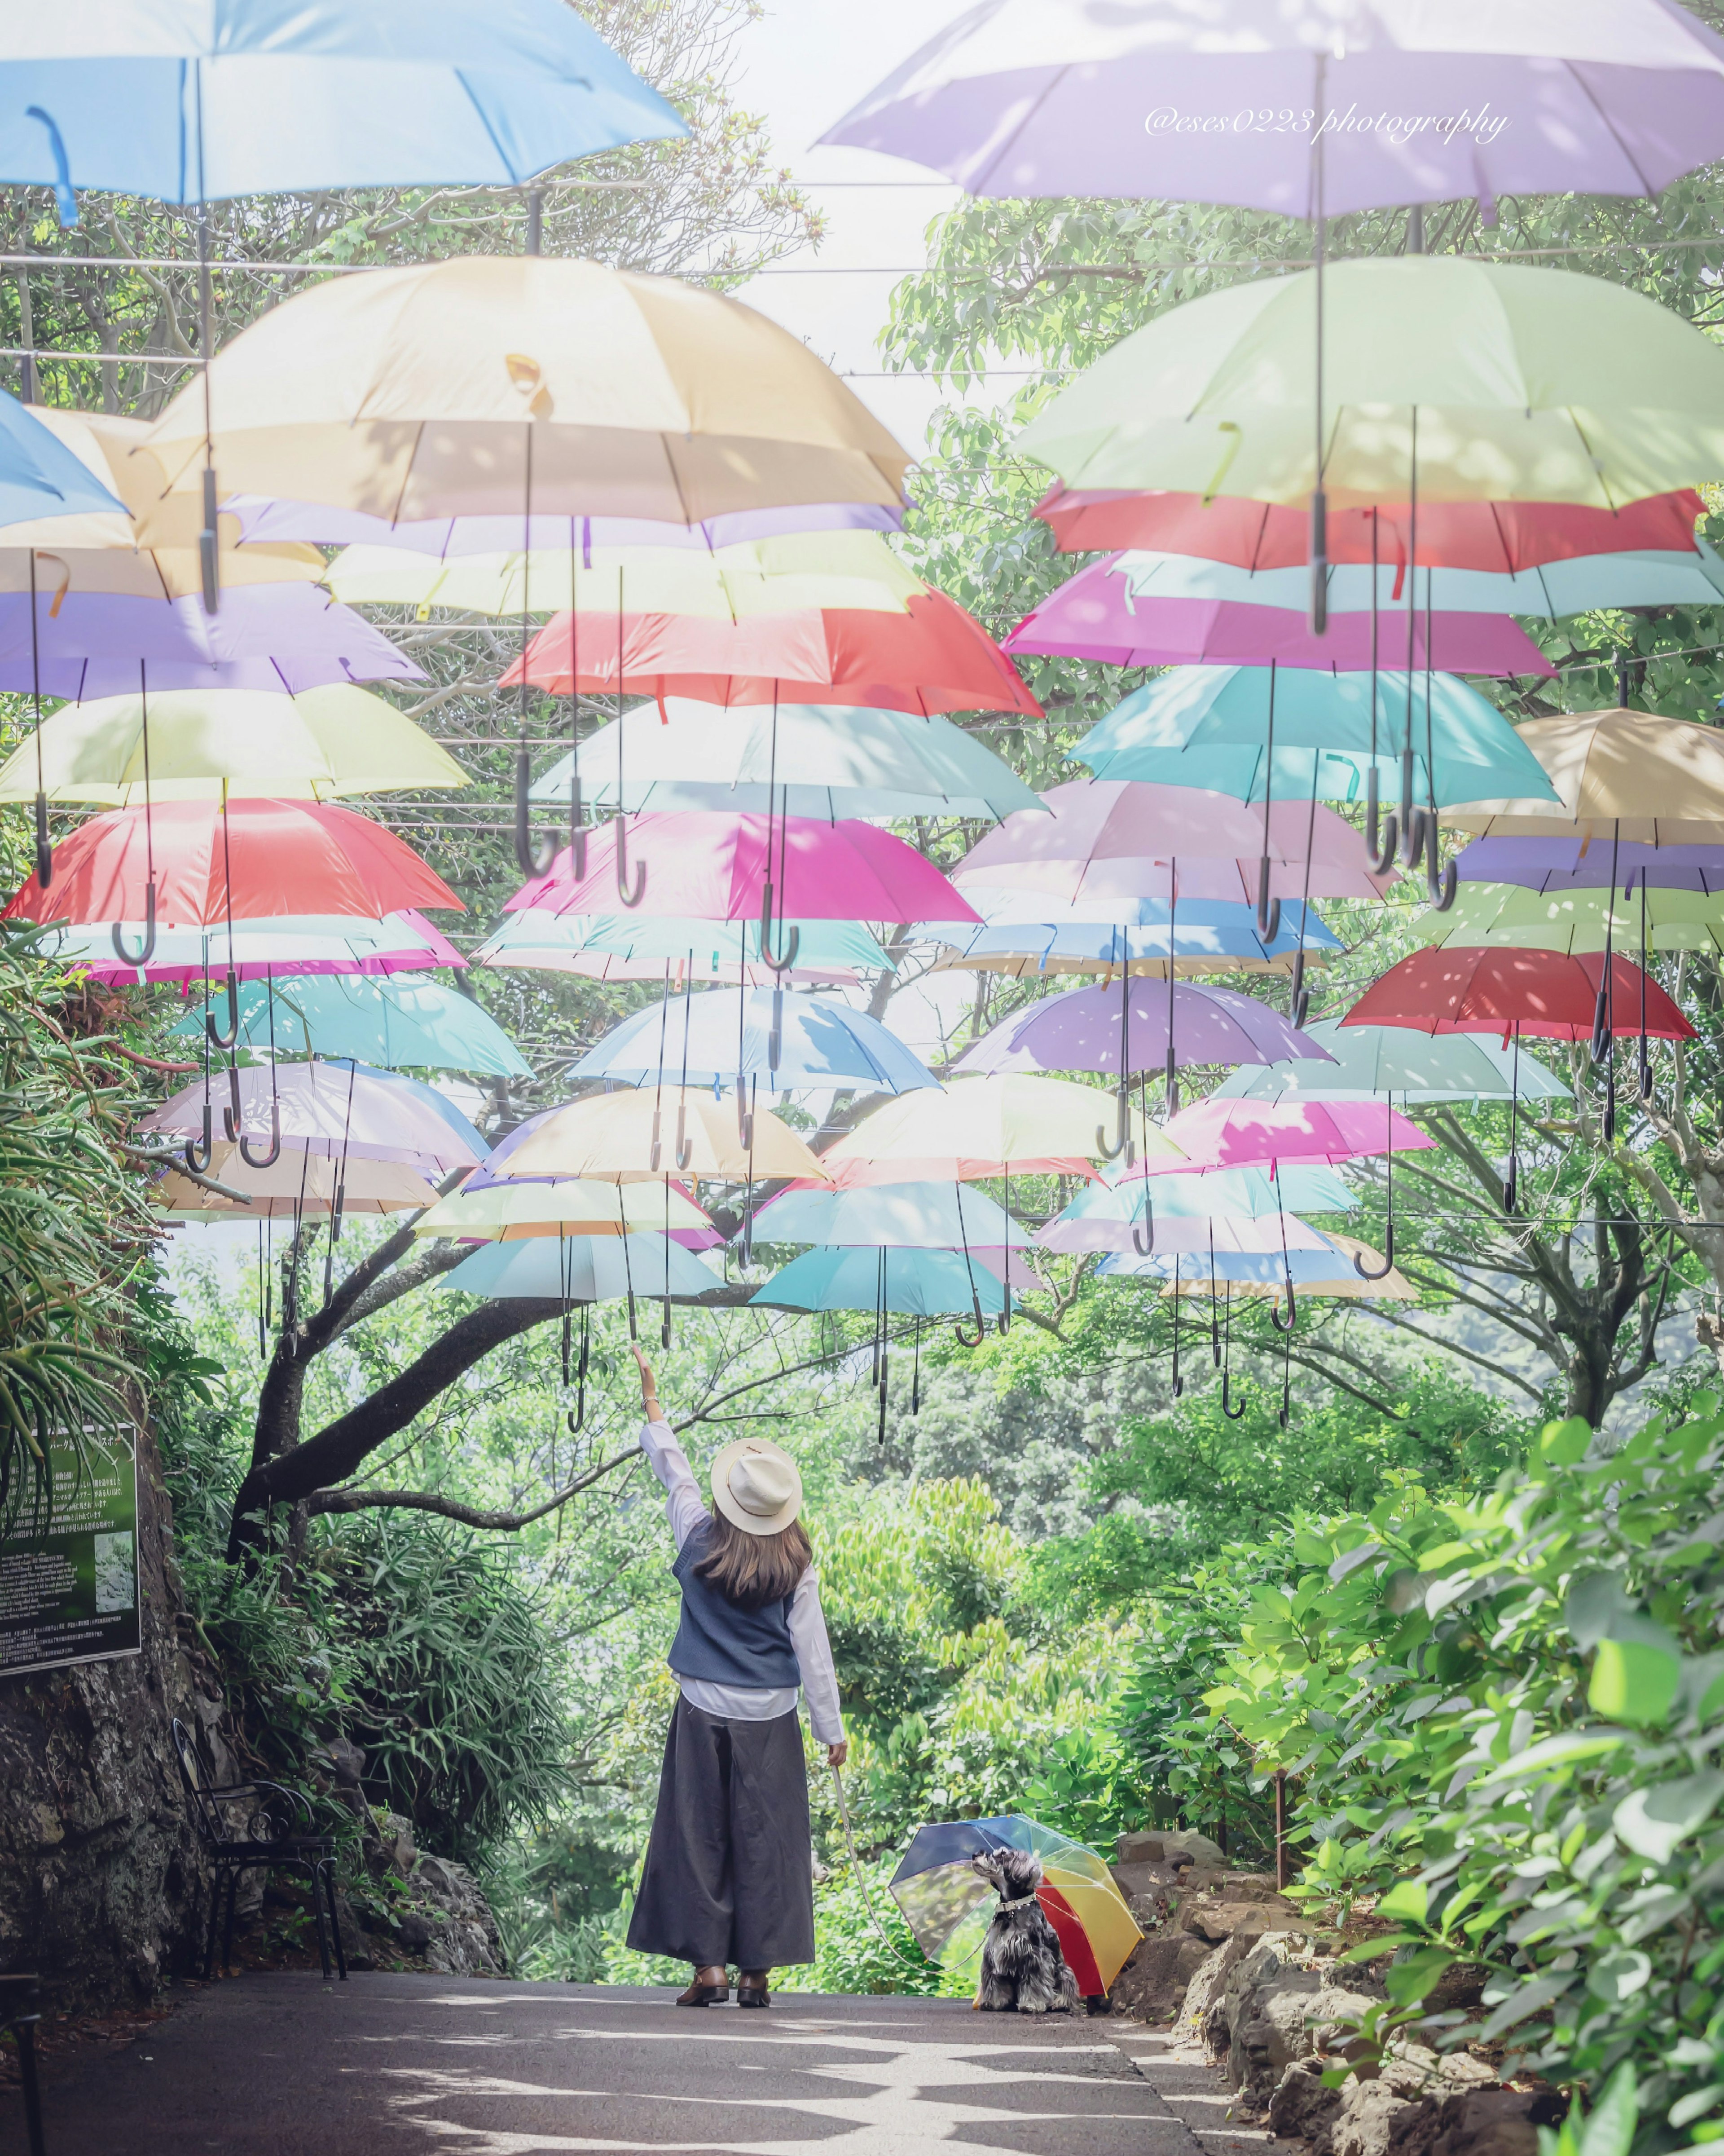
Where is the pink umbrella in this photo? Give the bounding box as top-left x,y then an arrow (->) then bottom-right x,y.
1121,1099 -> 1433,1178
505,813 -> 979,947
80,910 -> 467,987
954,779 -> 1394,905
1040,1208 -> 1332,1257
1003,563 -> 1554,678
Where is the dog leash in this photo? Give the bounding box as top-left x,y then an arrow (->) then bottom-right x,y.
827,1761 -> 984,1976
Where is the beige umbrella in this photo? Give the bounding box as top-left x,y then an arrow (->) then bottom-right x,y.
413,1178 -> 713,1242
497,1085 -> 828,1183
152,1146 -> 438,1219
0,683 -> 466,805
137,256 -> 911,527
1443,708 -> 1724,843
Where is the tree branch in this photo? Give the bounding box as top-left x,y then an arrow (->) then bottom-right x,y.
307,1442 -> 640,1530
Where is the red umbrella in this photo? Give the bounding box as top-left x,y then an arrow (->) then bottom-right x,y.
500,591 -> 1042,716
1341,948 -> 1693,1043
2,798 -> 463,927
1033,488 -> 1707,573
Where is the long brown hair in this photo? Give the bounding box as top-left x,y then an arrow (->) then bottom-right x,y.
693,1511 -> 812,1612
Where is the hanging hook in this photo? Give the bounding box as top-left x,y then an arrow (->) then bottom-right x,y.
953,1265 -> 987,1349
1424,812 -> 1456,912
110,880 -> 158,967
1130,1219 -> 1153,1258
205,969 -> 240,1050
615,814 -> 647,908
1269,1275 -> 1297,1332
1354,1220 -> 1395,1280
183,1099 -> 214,1174
758,882 -> 800,973
513,743 -> 562,877
1255,857 -> 1281,943
238,1093 -> 282,1171
1095,1085 -> 1131,1161
1368,808 -> 1399,879
1221,1366 -> 1249,1420
674,1101 -> 693,1173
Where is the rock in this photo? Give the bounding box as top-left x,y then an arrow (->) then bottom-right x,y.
1211,1934 -> 1382,2103
1270,2043 -> 1515,2156
1109,1931 -> 1215,2024
1161,1828 -> 1226,1868
1182,1898 -> 1276,1944
1113,1859 -> 1181,1904
1271,2057 -> 1345,2144
1117,1832 -> 1166,1865
1184,1931 -> 1260,2038
1421,2089 -> 1566,2156
1331,2077 -> 1425,2156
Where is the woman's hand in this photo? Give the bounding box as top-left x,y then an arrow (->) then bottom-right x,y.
827,1740 -> 849,1769
632,1344 -> 660,1417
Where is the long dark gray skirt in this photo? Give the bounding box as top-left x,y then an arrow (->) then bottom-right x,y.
626,1696 -> 815,1969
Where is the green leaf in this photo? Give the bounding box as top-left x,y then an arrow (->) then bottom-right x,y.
1614,1772 -> 1724,1865
1590,1638 -> 1681,1726
1566,1571 -> 1640,1652
1579,2064 -> 1639,2156
1541,1418 -> 1593,1465
1475,1731 -> 1631,1785
1587,1950 -> 1652,2002
1671,2090 -> 1724,2131
1478,1971 -> 1575,2041
1376,1880 -> 1429,1926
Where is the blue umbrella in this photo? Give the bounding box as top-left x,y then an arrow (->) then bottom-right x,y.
921,899 -> 1340,975
442,1232 -> 718,1303
569,986 -> 937,1095
751,1179 -> 1030,1249
1047,1162 -> 1355,1243
167,972 -> 530,1076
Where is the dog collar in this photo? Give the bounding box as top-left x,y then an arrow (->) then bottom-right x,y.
995,1892 -> 1040,1911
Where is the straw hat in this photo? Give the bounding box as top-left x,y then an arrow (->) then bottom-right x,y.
709,1436 -> 803,1537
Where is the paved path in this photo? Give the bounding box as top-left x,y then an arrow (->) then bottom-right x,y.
2,1974 -> 1267,2156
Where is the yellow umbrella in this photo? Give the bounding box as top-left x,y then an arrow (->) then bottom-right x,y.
152,1147 -> 438,1219
1417,882 -> 1724,957
820,1073 -> 1181,1186
324,529 -> 924,619
1444,709 -> 1724,843
497,1085 -> 828,1183
0,684 -> 466,805
138,256 -> 910,527
413,1178 -> 713,1241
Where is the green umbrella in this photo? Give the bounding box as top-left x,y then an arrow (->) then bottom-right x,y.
1210,1018 -> 1570,1105
1419,882 -> 1724,957
168,972 -> 530,1076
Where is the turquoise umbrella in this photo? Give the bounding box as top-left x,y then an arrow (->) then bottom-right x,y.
751,1180 -> 1030,1248
1045,1162 -> 1355,1243
168,972 -> 530,1076
1210,1019 -> 1570,1106
441,1233 -> 719,1302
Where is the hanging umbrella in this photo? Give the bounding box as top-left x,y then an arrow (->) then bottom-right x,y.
440,1234 -> 720,1302
528,698 -> 1043,822
415,1181 -> 714,1243
1456,837 -> 1724,893
1032,487 -> 1712,569
165,973 -> 528,1076
505,814 -> 978,931
953,978 -> 1328,1078
749,1245 -> 1011,1318
925,895 -> 1340,979
0,684 -> 464,804
1005,569 -> 1552,678
1443,709 -> 1724,843
1211,1018 -> 1570,1105
485,1087 -> 826,1184
1420,883 -> 1724,958
475,909 -> 887,987
1100,542 -> 1724,621
325,530 -> 925,617
1040,1162 -> 1355,1256
503,589 -> 1041,716
819,1073 -> 1177,1188
150,1146 -> 440,1221
751,1180 -> 1029,1249
1343,948 -> 1694,1043
1126,1100 -> 1433,1179
240,503 -> 906,552
1060,1208 -> 1334,1260
887,1816 -> 1142,1996
3,799 -> 462,926
1107,1240 -> 1417,1303
568,986 -> 937,1096
142,1061 -> 486,1172
0,393 -> 123,527
68,909 -> 466,987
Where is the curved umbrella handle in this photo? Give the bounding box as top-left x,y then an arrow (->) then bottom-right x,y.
1095,1087 -> 1130,1162
736,1074 -> 754,1152
759,883 -> 800,974
648,1108 -> 663,1174
1368,810 -> 1399,879
567,1389 -> 586,1437
239,1094 -> 282,1172
1399,805 -> 1425,872
183,1101 -> 214,1175
1255,857 -> 1281,943
1503,1153 -> 1518,1217
222,1062 -> 244,1141
110,881 -> 158,968
1354,1220 -> 1395,1280
1269,1275 -> 1297,1332
615,816 -> 647,908
1639,1044 -> 1655,1107
205,970 -> 241,1051
33,790 -> 52,889
1221,1368 -> 1248,1421
674,1103 -> 694,1173
1602,1059 -> 1617,1147
1130,1221 -> 1153,1258
513,744 -> 562,878
1424,816 -> 1457,913
953,1277 -> 988,1349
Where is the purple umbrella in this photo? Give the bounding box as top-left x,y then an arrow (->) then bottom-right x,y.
1005,561 -> 1553,679
230,501 -> 904,552
1457,836 -> 1724,894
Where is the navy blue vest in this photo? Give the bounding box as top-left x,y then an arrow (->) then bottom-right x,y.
669,1517 -> 802,1690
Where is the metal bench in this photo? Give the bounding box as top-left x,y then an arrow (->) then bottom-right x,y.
170,1717 -> 348,1983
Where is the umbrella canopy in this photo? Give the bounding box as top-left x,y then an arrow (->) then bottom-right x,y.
953,780 -> 1394,905
0,0 -> 684,203
142,1061 -> 487,1172
569,986 -> 938,1095
927,897 -> 1340,979
3,798 -> 462,927
1014,259 -> 1724,509
475,908 -> 886,987
1126,1099 -> 1434,1179
1104,543 -> 1724,622
67,909 -> 464,987
505,814 -> 977,927
1006,570 -> 1552,677
325,530 -> 924,617
165,973 -> 528,1076
1443,709 -> 1724,843
751,1180 -> 1029,1250
441,1233 -> 719,1302
487,1086 -> 826,1183
230,500 -> 906,552
1041,1163 -> 1355,1256
1033,487 -> 1711,569
1211,1018 -> 1570,1105
1342,948 -> 1695,1041
1456,837 -> 1724,893
529,699 -> 1042,823
749,1245 -> 1012,1318
0,684 -> 464,805
820,2 -> 1724,212
886,1815 -> 1141,1994
1420,882 -> 1724,958
0,393 -> 125,526
1050,1206 -> 1334,1260
1106,1239 -> 1418,1301
504,591 -> 1042,716
1074,667 -> 1559,807
415,1180 -> 712,1242
953,978 -> 1329,1078
150,1146 -> 438,1221
141,258 -> 908,526
818,1073 -> 1176,1187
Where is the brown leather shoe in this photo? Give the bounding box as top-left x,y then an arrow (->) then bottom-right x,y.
736,1984 -> 770,2008
675,1981 -> 729,2006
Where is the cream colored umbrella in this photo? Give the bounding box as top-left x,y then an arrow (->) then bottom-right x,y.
413,1178 -> 713,1242
324,529 -> 924,618
819,1072 -> 1182,1186
138,256 -> 911,527
494,1085 -> 828,1183
0,684 -> 466,805
1443,709 -> 1724,843
152,1146 -> 438,1219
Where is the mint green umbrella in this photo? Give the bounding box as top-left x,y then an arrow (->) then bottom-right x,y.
1211,1019 -> 1569,1105
168,973 -> 529,1076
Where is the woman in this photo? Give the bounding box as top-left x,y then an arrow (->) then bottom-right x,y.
625,1345 -> 847,2007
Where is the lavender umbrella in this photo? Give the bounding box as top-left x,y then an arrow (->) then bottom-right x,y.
1457,837 -> 1724,894
1004,564 -> 1553,679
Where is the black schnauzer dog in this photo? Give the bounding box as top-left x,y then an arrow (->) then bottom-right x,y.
971,1848 -> 1079,2015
